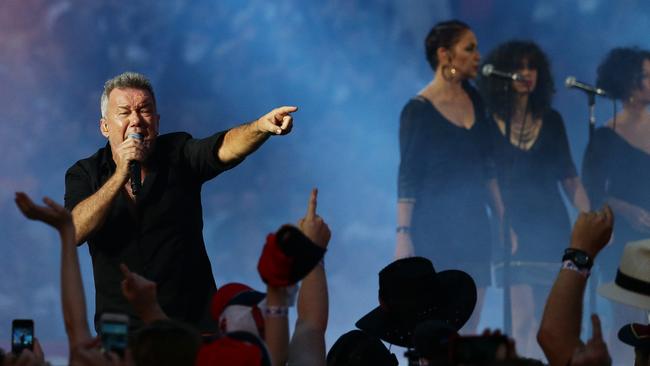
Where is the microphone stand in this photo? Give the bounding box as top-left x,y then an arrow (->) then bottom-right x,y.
585,91 -> 598,331
501,82 -> 514,336
501,81 -> 533,336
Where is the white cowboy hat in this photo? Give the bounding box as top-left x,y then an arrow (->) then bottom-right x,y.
598,239 -> 650,310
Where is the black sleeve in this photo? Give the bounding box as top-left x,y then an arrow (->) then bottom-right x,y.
398,99 -> 430,200
181,130 -> 244,183
548,110 -> 578,180
64,162 -> 94,211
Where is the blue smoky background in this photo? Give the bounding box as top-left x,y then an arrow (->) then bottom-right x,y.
1,0 -> 649,364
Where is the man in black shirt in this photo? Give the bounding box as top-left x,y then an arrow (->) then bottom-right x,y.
64,72 -> 297,331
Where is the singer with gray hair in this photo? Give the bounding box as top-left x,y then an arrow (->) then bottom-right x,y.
64,71 -> 297,332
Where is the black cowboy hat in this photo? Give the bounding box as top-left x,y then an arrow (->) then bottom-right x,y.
618,323 -> 650,350
355,257 -> 477,348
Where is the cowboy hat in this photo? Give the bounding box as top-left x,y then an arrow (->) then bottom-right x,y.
599,239 -> 650,310
355,257 -> 476,347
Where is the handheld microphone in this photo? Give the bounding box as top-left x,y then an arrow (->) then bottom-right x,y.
565,76 -> 607,96
128,133 -> 142,196
481,64 -> 527,81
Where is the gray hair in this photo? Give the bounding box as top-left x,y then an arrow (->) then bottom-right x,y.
100,72 -> 156,118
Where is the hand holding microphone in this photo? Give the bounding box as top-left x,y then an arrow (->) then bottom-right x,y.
127,133 -> 143,196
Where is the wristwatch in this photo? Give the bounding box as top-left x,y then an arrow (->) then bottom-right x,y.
562,248 -> 593,270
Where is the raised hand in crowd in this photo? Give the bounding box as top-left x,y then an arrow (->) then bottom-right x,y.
538,205 -> 614,366
69,338 -> 128,366
290,188 -> 331,366
297,188 -> 331,248
569,205 -> 615,259
120,264 -> 168,324
15,193 -> 92,350
1,339 -> 46,366
569,315 -> 611,366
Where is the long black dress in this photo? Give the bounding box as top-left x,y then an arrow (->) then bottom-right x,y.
583,127 -> 650,278
489,109 -> 578,287
398,83 -> 494,286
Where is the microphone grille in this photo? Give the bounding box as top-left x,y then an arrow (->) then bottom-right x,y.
481,64 -> 494,77
565,76 -> 577,88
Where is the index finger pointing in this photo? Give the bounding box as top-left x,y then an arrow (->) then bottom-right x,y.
590,314 -> 603,340
119,263 -> 131,279
306,188 -> 318,219
273,106 -> 298,119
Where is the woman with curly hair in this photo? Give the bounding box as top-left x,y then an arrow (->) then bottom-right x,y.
396,20 -> 504,333
582,46 -> 650,364
477,40 -> 590,357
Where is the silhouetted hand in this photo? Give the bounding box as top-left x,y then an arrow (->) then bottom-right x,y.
570,205 -> 614,259
297,188 -> 331,248
70,337 -> 129,366
570,315 -> 611,366
3,338 -> 46,366
120,264 -> 166,323
15,192 -> 73,233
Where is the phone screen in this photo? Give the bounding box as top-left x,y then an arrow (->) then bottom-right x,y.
11,319 -> 34,355
100,320 -> 128,357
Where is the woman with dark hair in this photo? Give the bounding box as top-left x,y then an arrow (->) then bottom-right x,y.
396,20 -> 503,332
477,40 -> 590,357
582,46 -> 650,364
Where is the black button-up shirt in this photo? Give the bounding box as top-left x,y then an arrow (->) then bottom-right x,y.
64,131 -> 240,330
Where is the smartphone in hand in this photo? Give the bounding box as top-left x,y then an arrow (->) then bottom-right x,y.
99,313 -> 129,358
11,319 -> 34,355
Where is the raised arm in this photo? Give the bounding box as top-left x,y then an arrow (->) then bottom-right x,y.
67,135 -> 146,245
15,193 -> 92,349
69,170 -> 125,245
120,264 -> 168,324
538,206 -> 613,366
217,106 -> 297,164
289,189 -> 331,366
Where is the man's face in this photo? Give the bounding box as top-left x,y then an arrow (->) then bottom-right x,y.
100,87 -> 159,159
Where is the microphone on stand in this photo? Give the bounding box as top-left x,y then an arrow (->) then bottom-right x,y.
128,133 -> 143,196
565,76 -> 607,96
481,64 -> 527,81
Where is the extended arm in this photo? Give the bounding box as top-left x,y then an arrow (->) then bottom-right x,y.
538,206 -> 613,366
15,193 -> 92,349
218,106 -> 297,164
289,189 -> 331,366
265,286 -> 290,366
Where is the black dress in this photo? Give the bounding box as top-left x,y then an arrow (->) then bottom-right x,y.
398,83 -> 494,286
489,109 -> 578,286
583,127 -> 650,278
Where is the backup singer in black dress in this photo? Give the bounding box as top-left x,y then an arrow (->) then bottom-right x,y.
583,46 -> 650,364
396,20 -> 504,332
477,41 -> 589,357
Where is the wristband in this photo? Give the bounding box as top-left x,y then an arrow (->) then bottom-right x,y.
263,306 -> 289,318
396,226 -> 410,234
561,259 -> 590,279
562,248 -> 593,270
